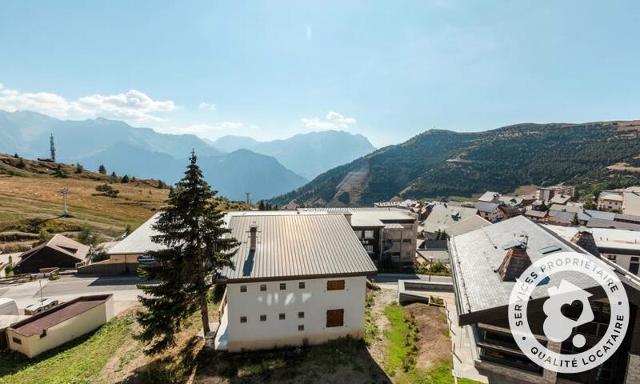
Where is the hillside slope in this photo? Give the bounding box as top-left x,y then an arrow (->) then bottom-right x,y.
0,155 -> 247,252
271,120 -> 640,206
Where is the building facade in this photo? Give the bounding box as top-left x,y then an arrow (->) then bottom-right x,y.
214,212 -> 377,352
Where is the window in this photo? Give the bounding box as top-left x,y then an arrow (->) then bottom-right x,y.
40,329 -> 47,338
240,316 -> 247,323
326,309 -> 344,327
12,337 -> 21,345
365,244 -> 374,254
260,314 -> 267,322
260,284 -> 267,291
631,257 -> 640,275
279,313 -> 286,320
607,255 -> 617,261
280,283 -> 286,290
298,311 -> 304,319
299,281 -> 305,289
298,324 -> 304,331
364,230 -> 375,239
240,285 -> 247,293
327,280 -> 345,291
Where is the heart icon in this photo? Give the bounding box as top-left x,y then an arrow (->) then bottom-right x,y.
560,299 -> 584,322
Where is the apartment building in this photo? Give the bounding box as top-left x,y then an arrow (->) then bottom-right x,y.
449,216 -> 640,384
214,213 -> 377,352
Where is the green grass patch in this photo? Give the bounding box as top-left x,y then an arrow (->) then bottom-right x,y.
364,290 -> 378,345
383,304 -> 418,376
0,314 -> 135,384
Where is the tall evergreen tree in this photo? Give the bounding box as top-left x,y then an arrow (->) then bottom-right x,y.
136,151 -> 239,354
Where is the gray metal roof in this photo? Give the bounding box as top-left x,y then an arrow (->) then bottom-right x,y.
107,213 -> 164,255
220,213 -> 378,281
298,207 -> 416,228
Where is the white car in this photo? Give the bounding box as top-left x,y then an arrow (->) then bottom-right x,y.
24,298 -> 59,315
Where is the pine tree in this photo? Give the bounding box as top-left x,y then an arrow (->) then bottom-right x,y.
98,165 -> 107,174
136,151 -> 239,354
121,175 -> 130,183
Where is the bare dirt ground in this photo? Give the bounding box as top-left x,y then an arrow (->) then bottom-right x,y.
607,162 -> 640,172
405,303 -> 451,371
366,286 -> 396,364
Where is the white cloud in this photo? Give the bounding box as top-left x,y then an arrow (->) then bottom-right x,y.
0,83 -> 176,122
198,102 -> 217,111
301,111 -> 357,130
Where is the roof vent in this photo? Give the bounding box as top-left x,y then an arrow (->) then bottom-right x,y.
496,241 -> 531,281
571,229 -> 600,257
249,224 -> 258,251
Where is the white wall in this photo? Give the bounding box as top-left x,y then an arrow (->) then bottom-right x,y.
7,296 -> 114,358
601,252 -> 640,275
225,276 -> 367,352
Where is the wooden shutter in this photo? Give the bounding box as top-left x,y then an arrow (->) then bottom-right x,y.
327,279 -> 345,291
326,309 -> 344,327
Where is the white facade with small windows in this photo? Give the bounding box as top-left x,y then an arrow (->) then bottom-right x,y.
214,212 -> 377,352
223,276 -> 367,351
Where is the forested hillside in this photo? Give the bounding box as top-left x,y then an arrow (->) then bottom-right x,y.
270,120 -> 640,207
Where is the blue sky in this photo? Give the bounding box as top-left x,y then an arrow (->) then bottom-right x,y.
1,1 -> 639,146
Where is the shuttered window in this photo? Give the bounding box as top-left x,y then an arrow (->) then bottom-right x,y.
327,280 -> 345,291
326,309 -> 344,327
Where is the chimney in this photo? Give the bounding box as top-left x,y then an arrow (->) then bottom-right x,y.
344,213 -> 352,225
571,229 -> 600,257
496,243 -> 531,281
249,224 -> 258,251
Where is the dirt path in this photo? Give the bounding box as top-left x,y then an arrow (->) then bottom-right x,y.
366,285 -> 397,366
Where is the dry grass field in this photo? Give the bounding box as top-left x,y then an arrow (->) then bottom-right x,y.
0,154 -> 170,250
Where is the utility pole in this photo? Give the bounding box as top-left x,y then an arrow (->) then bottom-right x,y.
50,133 -> 56,162
59,187 -> 69,217
245,192 -> 251,206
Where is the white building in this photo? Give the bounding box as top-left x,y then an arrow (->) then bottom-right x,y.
215,213 -> 377,352
545,225 -> 640,275
598,192 -> 624,211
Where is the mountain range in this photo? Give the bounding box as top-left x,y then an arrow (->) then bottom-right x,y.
0,110 -> 375,201
270,120 -> 640,207
209,131 -> 375,180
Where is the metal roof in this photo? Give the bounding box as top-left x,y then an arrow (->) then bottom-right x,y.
220,213 -> 377,281
107,213 -> 164,255
444,215 -> 491,238
475,201 -> 500,213
10,295 -> 112,337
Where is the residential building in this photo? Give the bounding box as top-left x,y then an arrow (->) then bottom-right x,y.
546,225 -> 640,275
299,208 -> 418,267
422,203 -> 478,239
14,234 -> 89,274
478,191 -> 501,203
7,294 -> 114,358
536,185 -> 575,202
449,216 -> 640,384
78,213 -> 164,275
598,192 -> 624,211
214,213 -> 377,352
475,201 -> 504,222
524,209 -> 548,222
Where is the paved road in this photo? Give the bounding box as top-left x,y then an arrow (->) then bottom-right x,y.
0,275 -> 149,315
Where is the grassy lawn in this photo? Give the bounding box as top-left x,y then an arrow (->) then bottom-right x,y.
383,303 -> 483,384
0,314 -> 135,384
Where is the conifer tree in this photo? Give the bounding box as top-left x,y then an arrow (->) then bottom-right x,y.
136,151 -> 239,354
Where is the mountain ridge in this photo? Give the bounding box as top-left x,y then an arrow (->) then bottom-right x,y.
270,120 -> 640,207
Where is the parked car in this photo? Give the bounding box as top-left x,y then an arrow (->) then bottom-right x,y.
24,298 -> 59,315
